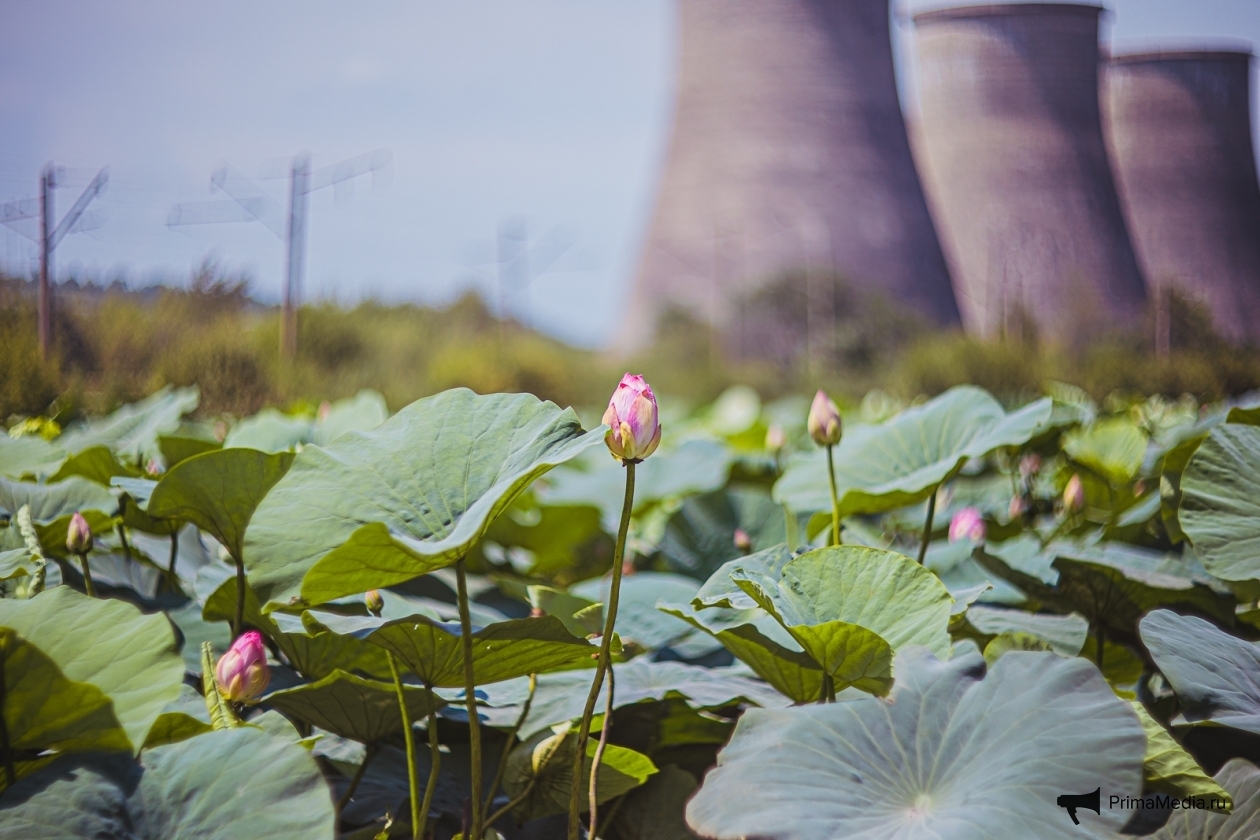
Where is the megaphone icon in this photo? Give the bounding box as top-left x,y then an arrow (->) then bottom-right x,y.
1057,788 -> 1101,825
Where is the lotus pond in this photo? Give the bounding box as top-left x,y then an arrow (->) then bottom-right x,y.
2,379 -> 1260,839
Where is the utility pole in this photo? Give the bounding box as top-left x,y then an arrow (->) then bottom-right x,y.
1,163 -> 108,361
169,149 -> 388,359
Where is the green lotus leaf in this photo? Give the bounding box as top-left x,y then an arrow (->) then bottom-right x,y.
732,546 -> 952,695
479,501 -> 607,579
1155,418 -> 1221,544
540,439 -> 733,531
263,669 -> 444,743
0,435 -> 66,480
244,389 -> 602,611
0,475 -> 117,528
223,408 -> 313,453
685,647 -> 1145,839
311,389 -> 389,446
0,627 -> 132,790
1063,418 -> 1149,486
527,585 -> 602,638
158,435 -> 221,469
1150,759 -> 1260,839
773,386 -> 1051,516
502,725 -> 656,822
311,611 -> 594,688
1140,609 -> 1260,735
141,685 -> 213,750
56,385 -> 199,465
962,605 -> 1089,656
692,544 -> 795,610
1179,424 -> 1260,581
147,447 -> 294,562
0,587 -> 184,753
1133,702 -> 1230,807
657,488 -> 786,581
606,765 -> 699,840
572,571 -> 717,653
0,727 -> 334,839
48,445 -> 142,486
0,547 -> 38,581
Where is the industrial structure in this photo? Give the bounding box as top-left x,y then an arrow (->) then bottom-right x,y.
623,0 -> 961,351
1103,49 -> 1260,346
912,3 -> 1148,342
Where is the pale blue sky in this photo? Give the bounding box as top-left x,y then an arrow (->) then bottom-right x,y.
1,1 -> 1256,346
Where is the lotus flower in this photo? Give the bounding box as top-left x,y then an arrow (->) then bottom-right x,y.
733,529 -> 752,552
948,507 -> 986,543
215,631 -> 270,703
602,374 -> 661,464
364,589 -> 384,616
807,390 -> 842,447
66,512 -> 93,555
1009,495 -> 1027,520
1063,474 -> 1085,513
764,424 -> 787,453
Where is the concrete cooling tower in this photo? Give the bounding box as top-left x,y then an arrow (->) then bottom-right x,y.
913,3 -> 1147,341
1103,49 -> 1260,344
623,0 -> 960,351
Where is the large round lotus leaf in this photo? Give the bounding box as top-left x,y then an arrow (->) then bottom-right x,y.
1063,418 -> 1149,486
49,445 -> 142,486
693,544 -> 795,610
0,586 -> 184,753
773,387 -> 1051,516
1151,759 -> 1260,840
1139,609 -> 1260,734
148,447 -> 295,562
157,435 -> 221,469
685,647 -> 1145,839
1180,424 -> 1260,581
657,488 -> 786,581
310,611 -> 594,688
54,385 -> 199,465
244,389 -> 602,610
0,728 -> 334,839
732,546 -> 953,695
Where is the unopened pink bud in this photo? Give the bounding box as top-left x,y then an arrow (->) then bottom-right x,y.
948,507 -> 986,543
1009,495 -> 1027,520
764,424 -> 787,453
364,589 -> 384,615
215,631 -> 270,703
807,390 -> 842,447
602,373 -> 661,464
66,512 -> 93,555
1063,474 -> 1085,513
733,528 -> 752,552
145,458 -> 163,476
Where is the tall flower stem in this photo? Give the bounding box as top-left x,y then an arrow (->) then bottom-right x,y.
568,461 -> 636,840
76,551 -> 97,597
456,559 -> 483,840
916,489 -> 937,566
588,665 -> 616,833
167,532 -> 179,590
825,444 -> 841,545
388,653 -> 421,840
116,523 -> 133,562
418,686 -> 442,840
232,558 -> 246,639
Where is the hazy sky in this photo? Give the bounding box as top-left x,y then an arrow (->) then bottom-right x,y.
1,0 -> 1257,347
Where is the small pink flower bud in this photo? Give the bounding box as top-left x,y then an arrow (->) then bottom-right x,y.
733,528 -> 752,552
602,373 -> 661,464
1008,495 -> 1027,520
1019,453 -> 1042,481
948,507 -> 986,543
145,458 -> 163,476
66,512 -> 93,555
318,401 -> 332,422
807,390 -> 842,447
764,424 -> 787,453
364,589 -> 384,616
215,631 -> 270,704
1063,474 -> 1085,513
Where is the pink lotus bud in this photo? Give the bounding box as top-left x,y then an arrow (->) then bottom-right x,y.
66,512 -> 93,555
1018,453 -> 1042,481
318,401 -> 332,422
1063,474 -> 1085,513
1134,480 -> 1147,497
1008,495 -> 1027,520
215,631 -> 270,703
948,507 -> 986,543
145,458 -> 163,476
602,373 -> 661,464
364,589 -> 384,616
764,424 -> 787,453
213,420 -> 228,442
807,390 -> 842,447
733,528 -> 752,552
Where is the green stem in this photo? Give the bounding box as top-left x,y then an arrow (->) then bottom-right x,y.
825,444 -> 841,545
485,673 -> 536,815
485,730 -> 563,828
0,642 -> 16,789
915,489 -> 937,566
818,673 -> 834,705
233,557 -> 245,640
116,523 -> 132,562
568,461 -> 636,840
1096,625 -> 1105,673
417,685 -> 441,840
336,742 -> 377,816
200,642 -> 240,729
588,665 -> 616,834
388,653 -> 421,840
77,551 -> 97,597
456,559 -> 483,840
167,532 -> 179,588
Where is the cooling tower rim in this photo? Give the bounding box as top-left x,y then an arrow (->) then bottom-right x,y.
913,2 -> 1102,27
1106,45 -> 1253,66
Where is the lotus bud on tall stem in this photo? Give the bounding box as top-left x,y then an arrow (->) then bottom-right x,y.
387,653 -> 422,840
948,507 -> 986,544
215,630 -> 270,704
365,589 -> 384,617
808,390 -> 843,545
569,374 -> 656,839
66,512 -> 96,597
456,559 -> 483,840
